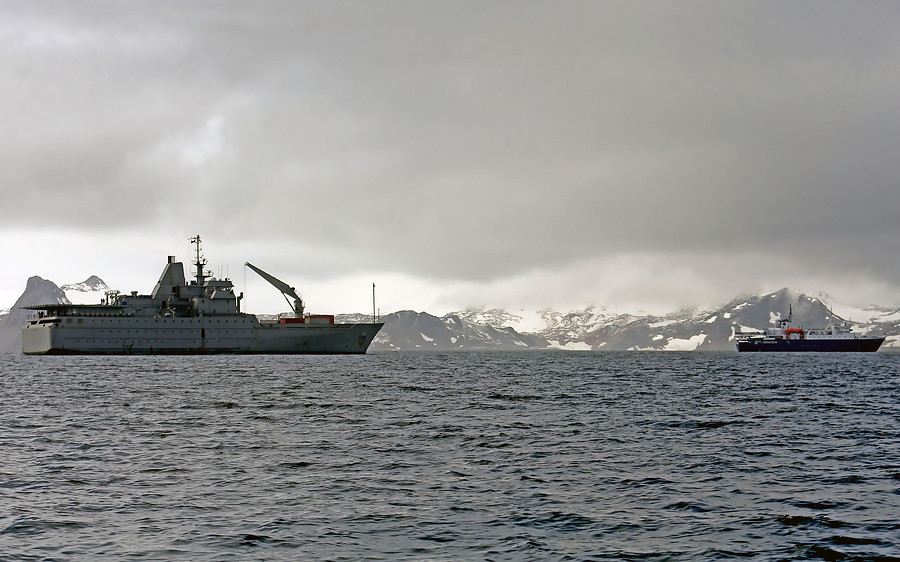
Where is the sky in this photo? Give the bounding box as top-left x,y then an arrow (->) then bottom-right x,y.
3,1 -> 900,317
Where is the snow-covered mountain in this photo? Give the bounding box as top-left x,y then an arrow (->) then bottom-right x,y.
61,275 -> 110,305
2,275 -> 897,353
0,275 -> 110,353
0,276 -> 70,353
443,288 -> 898,352
345,310 -> 549,351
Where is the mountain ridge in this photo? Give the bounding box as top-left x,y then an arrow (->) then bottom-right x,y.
0,276 -> 70,353
1,277 -> 896,353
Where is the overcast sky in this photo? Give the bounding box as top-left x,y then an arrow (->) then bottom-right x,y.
3,1 -> 900,316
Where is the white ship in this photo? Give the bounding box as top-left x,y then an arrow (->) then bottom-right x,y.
22,236 -> 383,354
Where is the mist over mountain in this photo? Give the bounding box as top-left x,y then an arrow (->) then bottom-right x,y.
527,289 -> 862,352
2,273 -> 896,353
355,310 -> 549,351
354,288 -> 897,352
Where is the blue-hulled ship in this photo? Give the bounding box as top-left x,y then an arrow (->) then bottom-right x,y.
735,307 -> 884,352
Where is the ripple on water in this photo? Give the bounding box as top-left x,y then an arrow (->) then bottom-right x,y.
1,351 -> 899,560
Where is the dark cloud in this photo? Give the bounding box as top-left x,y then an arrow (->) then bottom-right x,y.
3,1 -> 900,311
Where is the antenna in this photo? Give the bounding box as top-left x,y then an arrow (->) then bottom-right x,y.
372,283 -> 377,323
189,235 -> 207,285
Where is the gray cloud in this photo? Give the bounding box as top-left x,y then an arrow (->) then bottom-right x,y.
3,1 -> 900,311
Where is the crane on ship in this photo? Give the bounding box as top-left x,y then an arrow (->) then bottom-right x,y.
244,262 -> 305,317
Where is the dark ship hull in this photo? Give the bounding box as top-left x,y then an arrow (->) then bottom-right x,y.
736,336 -> 885,352
735,305 -> 885,352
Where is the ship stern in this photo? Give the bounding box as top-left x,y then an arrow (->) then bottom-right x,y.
22,324 -> 55,354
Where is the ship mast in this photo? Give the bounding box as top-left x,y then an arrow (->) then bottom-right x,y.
189,235 -> 207,285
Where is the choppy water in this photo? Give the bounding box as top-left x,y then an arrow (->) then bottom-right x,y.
1,351 -> 899,560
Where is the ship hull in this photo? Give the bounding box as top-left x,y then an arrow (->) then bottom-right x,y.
736,337 -> 884,352
22,316 -> 383,355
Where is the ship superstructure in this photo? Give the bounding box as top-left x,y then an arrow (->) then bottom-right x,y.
735,307 -> 884,352
21,236 -> 383,354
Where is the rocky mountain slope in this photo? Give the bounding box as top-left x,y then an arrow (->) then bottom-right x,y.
346,311 -> 549,351
442,288 -> 897,352
538,289 -> 850,351
0,276 -> 70,353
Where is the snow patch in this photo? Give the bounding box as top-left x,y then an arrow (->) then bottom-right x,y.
883,335 -> 900,348
62,276 -> 110,305
813,291 -> 889,324
548,340 -> 593,350
450,307 -> 548,333
873,310 -> 900,323
507,309 -> 551,333
663,333 -> 707,351
420,333 -> 433,342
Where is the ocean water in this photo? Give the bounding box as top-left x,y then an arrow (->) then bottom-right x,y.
1,351 -> 899,561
